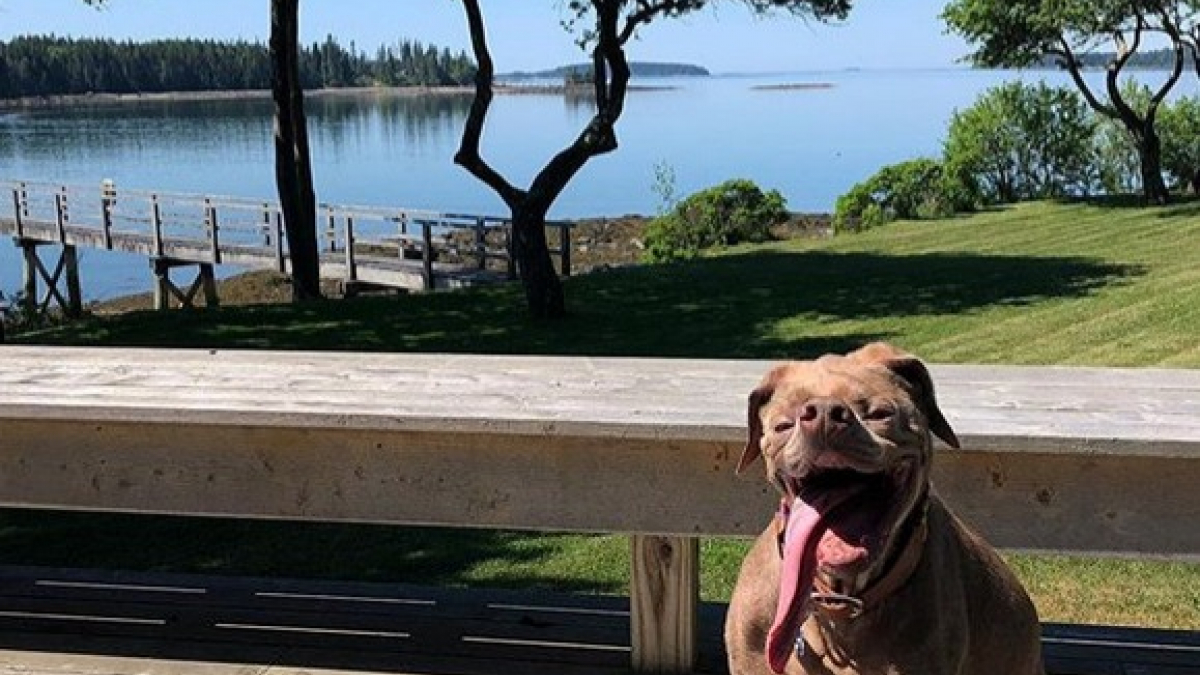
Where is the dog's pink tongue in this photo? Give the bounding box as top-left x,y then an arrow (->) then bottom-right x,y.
766,497 -> 825,673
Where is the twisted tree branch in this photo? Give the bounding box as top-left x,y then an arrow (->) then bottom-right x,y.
453,0 -> 524,208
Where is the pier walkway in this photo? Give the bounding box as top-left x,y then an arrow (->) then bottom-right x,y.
0,181 -> 571,314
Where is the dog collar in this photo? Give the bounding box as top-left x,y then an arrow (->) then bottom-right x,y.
774,498 -> 929,622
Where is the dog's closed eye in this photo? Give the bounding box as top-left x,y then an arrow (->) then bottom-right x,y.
863,405 -> 896,421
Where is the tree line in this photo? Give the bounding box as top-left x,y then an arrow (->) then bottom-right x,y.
1038,48 -> 1187,71
0,34 -> 476,99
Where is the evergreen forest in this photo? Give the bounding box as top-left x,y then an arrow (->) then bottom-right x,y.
0,34 -> 476,98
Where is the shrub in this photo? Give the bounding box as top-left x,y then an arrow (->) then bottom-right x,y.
833,158 -> 968,233
643,179 -> 788,263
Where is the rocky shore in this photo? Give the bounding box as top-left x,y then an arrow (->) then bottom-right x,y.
89,212 -> 830,315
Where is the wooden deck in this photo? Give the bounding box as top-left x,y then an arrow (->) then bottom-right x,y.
0,566 -> 1195,675
0,347 -> 1197,674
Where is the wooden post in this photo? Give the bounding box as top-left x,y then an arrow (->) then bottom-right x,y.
20,240 -> 37,317
11,186 -> 24,239
326,206 -> 338,252
199,263 -> 219,308
54,188 -> 67,243
505,225 -> 516,280
150,194 -> 164,257
62,245 -> 82,318
630,535 -> 698,674
559,221 -> 572,277
261,202 -> 272,246
205,198 -> 221,264
344,216 -> 357,282
475,216 -> 487,270
151,258 -> 170,311
422,221 -> 434,291
273,211 -> 286,273
99,182 -> 114,250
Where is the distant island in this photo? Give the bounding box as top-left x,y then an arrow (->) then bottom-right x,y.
1035,47 -> 1184,70
751,82 -> 835,91
501,61 -> 710,79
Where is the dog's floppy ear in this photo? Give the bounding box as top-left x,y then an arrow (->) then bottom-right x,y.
852,342 -> 961,449
737,365 -> 788,474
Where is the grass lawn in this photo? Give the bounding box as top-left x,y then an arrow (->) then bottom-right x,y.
7,198 -> 1200,629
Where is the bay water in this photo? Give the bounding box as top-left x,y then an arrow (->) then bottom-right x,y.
1,68 -> 1194,301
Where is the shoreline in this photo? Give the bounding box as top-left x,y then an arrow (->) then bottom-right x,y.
82,212 -> 831,314
0,85 -> 472,110
0,83 -> 677,110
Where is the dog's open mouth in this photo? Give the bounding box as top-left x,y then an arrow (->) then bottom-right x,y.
766,462 -> 914,673
786,467 -> 895,573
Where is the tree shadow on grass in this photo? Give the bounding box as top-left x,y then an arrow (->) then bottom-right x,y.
28,249 -> 1139,362
1051,193 -> 1200,218
12,249 -> 1139,589
0,509 -> 623,594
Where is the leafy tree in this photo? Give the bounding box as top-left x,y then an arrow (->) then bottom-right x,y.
1092,81 -> 1200,195
1159,95 -> 1200,192
943,0 -> 1195,205
455,0 -> 853,319
943,81 -> 1098,204
270,0 -> 321,300
1093,80 -> 1152,195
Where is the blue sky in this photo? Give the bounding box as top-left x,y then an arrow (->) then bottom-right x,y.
0,0 -> 970,73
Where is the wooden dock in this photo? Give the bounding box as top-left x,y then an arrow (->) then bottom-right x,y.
0,566 -> 1196,675
0,181 -> 571,314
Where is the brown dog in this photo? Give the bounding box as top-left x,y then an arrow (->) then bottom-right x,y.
724,343 -> 1043,675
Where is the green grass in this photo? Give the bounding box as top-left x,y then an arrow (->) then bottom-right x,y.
8,198 -> 1200,628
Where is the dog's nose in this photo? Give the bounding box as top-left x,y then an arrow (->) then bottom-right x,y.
798,398 -> 853,429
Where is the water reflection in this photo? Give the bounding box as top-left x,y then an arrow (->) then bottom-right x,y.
307,92 -> 474,157
0,93 -> 484,167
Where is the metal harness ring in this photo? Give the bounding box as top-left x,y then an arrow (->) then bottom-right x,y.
810,591 -> 865,619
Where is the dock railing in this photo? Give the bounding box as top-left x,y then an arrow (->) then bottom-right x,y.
0,180 -> 574,310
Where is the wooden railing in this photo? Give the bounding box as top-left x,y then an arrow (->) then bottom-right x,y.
0,347 -> 1197,672
0,181 -> 573,310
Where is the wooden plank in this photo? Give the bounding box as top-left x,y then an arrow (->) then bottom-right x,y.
0,566 -> 639,673
0,566 -> 634,629
0,567 -> 1195,675
1,414 -> 1195,555
630,535 -> 698,673
1,348 -> 1198,451
0,418 -> 764,537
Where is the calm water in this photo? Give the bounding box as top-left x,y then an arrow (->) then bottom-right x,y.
1,68 -> 1195,301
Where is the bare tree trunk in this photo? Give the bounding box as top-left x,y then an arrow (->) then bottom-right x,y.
1137,125 -> 1171,206
1056,16 -> 1183,206
270,0 -> 322,301
511,205 -> 564,317
455,0 -> 631,319
1101,17 -> 1183,206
